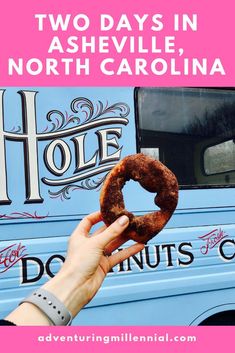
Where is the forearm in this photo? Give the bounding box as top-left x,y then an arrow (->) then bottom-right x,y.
5,302 -> 52,326
5,270 -> 87,326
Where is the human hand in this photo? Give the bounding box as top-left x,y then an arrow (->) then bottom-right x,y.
5,211 -> 144,326
43,211 -> 144,318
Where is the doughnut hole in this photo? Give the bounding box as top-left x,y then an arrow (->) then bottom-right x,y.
122,179 -> 160,216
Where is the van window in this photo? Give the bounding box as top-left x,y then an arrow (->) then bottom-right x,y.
136,87 -> 235,188
204,139 -> 235,175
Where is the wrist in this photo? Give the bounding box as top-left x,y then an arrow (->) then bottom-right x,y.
42,269 -> 88,318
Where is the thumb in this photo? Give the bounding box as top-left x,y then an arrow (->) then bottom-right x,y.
93,215 -> 129,248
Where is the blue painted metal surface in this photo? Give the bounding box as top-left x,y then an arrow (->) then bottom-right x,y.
0,87 -> 235,325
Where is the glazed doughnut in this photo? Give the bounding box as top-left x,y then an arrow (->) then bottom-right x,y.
100,153 -> 178,243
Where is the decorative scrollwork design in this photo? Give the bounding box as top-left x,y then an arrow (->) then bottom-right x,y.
0,211 -> 48,220
49,175 -> 107,201
42,97 -> 130,133
95,101 -> 130,119
43,110 -> 80,132
71,97 -> 94,121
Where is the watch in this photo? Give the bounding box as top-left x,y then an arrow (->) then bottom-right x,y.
20,288 -> 72,326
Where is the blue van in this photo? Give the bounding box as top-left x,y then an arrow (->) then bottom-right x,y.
1,87 -> 235,325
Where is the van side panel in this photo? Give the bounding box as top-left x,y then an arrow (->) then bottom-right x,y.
1,87 -> 235,326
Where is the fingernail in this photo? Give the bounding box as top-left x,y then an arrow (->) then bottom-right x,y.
118,215 -> 129,226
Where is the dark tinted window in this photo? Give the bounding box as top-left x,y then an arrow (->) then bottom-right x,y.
137,87 -> 235,188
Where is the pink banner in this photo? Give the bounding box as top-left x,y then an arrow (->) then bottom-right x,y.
0,326 -> 231,353
0,0 -> 234,86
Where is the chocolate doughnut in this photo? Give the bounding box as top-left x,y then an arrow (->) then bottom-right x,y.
100,153 -> 178,243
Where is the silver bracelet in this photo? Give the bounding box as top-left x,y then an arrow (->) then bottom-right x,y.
20,288 -> 72,326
